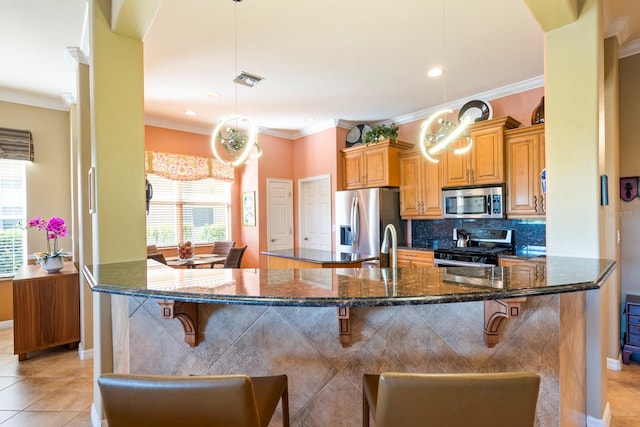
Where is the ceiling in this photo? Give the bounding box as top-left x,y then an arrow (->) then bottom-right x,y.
1,1 -> 639,139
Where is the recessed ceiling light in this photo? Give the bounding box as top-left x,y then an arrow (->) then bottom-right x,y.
185,110 -> 197,116
207,92 -> 221,98
427,67 -> 445,78
305,117 -> 316,123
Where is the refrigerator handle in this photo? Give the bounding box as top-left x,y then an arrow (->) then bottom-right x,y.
351,196 -> 359,248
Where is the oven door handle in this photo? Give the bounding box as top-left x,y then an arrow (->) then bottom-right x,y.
434,259 -> 497,268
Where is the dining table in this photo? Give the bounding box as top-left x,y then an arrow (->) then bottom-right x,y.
165,254 -> 226,269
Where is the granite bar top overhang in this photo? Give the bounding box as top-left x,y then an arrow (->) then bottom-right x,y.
82,256 -> 616,308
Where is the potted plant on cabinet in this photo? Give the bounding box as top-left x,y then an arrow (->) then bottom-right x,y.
362,123 -> 399,145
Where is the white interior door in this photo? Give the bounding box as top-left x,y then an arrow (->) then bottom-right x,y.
298,175 -> 331,250
267,179 -> 293,250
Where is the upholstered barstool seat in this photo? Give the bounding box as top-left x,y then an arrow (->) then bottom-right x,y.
98,373 -> 289,427
362,371 -> 540,427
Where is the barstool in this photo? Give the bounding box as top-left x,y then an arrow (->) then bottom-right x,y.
362,371 -> 540,427
98,373 -> 289,427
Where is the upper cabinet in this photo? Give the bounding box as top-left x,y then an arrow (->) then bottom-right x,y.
442,116 -> 520,187
341,140 -> 413,189
399,150 -> 443,218
505,124 -> 546,217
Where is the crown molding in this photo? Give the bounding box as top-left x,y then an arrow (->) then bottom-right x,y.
606,17 -> 630,46
619,38 -> 640,59
66,46 -> 89,65
144,115 -> 214,135
391,75 -> 545,125
0,88 -> 69,111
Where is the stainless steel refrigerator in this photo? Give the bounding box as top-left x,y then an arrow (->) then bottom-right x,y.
334,187 -> 406,256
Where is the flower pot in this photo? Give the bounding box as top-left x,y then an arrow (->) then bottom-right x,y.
42,256 -> 64,274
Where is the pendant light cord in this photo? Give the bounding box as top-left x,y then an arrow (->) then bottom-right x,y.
233,2 -> 239,116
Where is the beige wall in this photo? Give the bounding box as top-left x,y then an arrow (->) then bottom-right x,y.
0,101 -> 72,255
618,53 -> 640,300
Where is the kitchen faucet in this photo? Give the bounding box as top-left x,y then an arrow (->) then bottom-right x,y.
381,223 -> 398,270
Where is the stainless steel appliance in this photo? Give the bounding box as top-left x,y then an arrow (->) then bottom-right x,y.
335,188 -> 406,255
442,185 -> 504,219
433,228 -> 514,267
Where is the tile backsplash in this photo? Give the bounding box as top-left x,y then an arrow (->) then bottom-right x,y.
410,218 -> 546,250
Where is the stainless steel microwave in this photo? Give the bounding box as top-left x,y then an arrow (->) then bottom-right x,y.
442,185 -> 504,219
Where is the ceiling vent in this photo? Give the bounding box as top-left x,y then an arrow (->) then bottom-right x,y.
234,71 -> 264,88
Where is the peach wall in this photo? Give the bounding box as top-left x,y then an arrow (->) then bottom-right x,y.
292,127 -> 341,248
145,126 -> 213,157
255,134 -> 294,268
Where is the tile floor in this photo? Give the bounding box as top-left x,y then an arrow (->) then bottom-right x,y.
0,324 -> 637,426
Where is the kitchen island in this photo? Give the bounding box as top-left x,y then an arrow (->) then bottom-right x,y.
84,257 -> 615,427
261,248 -> 378,268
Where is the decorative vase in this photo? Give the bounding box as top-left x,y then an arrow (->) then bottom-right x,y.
531,96 -> 545,125
42,255 -> 64,274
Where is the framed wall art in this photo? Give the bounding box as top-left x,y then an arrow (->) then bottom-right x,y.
242,191 -> 256,226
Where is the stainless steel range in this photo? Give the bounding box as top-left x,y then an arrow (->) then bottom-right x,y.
433,228 -> 514,267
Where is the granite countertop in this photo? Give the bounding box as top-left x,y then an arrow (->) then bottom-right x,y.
83,256 -> 615,308
261,248 -> 379,264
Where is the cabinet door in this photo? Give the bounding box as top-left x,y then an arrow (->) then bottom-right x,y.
343,150 -> 364,189
442,137 -> 471,187
363,145 -> 390,187
399,154 -> 422,217
422,157 -> 443,217
506,125 -> 545,217
471,127 -> 504,185
507,135 -> 537,215
13,273 -> 80,356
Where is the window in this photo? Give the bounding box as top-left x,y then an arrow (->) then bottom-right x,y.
146,174 -> 231,247
0,159 -> 26,274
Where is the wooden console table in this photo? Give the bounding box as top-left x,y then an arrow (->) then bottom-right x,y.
12,262 -> 80,361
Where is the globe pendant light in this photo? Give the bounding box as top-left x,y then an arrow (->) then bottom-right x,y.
211,0 -> 262,167
419,1 -> 472,164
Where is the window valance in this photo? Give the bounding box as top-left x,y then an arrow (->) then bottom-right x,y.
0,127 -> 33,161
145,151 -> 234,182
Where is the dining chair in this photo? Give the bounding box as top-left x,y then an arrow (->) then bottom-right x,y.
98,373 -> 289,427
147,252 -> 167,265
224,245 -> 247,268
362,371 -> 540,427
210,240 -> 235,268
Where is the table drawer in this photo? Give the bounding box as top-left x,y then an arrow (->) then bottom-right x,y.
629,314 -> 640,326
627,333 -> 640,347
629,324 -> 640,336
628,303 -> 640,316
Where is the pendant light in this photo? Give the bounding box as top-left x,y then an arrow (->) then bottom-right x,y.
419,1 -> 472,164
211,0 -> 262,167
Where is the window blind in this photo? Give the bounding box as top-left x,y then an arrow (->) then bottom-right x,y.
0,128 -> 33,161
0,159 -> 26,274
146,174 -> 231,247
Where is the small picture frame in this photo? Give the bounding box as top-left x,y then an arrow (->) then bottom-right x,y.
242,191 -> 256,227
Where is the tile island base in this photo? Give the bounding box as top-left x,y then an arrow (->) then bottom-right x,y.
113,292 -> 583,426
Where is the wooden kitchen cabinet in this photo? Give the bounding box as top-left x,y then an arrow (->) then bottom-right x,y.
442,116 -> 520,187
505,124 -> 545,217
397,249 -> 434,268
12,262 -> 80,360
341,140 -> 413,189
399,150 -> 443,218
